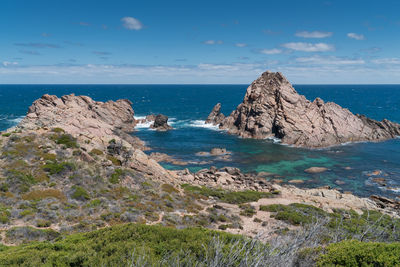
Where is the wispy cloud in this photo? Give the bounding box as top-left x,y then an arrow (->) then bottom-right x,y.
202,40 -> 223,45
121,17 -> 143,30
295,55 -> 365,65
93,51 -> 111,55
19,50 -> 41,55
2,61 -> 18,67
235,43 -> 247,47
371,58 -> 400,64
41,32 -> 51,37
347,33 -> 365,40
258,48 -> 282,55
79,22 -> 90,26
281,42 -> 335,52
295,31 -> 332,38
14,43 -> 61,48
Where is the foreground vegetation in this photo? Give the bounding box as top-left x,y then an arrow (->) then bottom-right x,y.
0,223 -> 399,266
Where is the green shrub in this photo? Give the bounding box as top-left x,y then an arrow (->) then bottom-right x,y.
107,155 -> 122,166
239,204 -> 256,217
260,203 -> 326,225
0,206 -> 10,224
87,199 -> 101,207
0,183 -> 8,192
90,148 -> 103,156
36,220 -> 51,228
1,133 -> 11,137
42,162 -> 75,175
110,169 -> 124,184
53,134 -> 78,148
317,240 -> 400,266
0,223 -> 248,266
71,186 -> 90,201
52,127 -> 65,133
181,184 -> 276,204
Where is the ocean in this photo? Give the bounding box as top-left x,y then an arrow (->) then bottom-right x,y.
1,84 -> 399,199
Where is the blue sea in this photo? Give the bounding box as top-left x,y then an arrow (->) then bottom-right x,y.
1,84 -> 400,199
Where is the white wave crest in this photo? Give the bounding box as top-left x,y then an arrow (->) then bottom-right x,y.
187,120 -> 221,130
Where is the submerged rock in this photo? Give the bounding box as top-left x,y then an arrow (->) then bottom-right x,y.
207,71 -> 400,148
304,167 -> 328,174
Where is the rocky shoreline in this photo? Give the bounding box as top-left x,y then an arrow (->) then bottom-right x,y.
0,93 -> 399,246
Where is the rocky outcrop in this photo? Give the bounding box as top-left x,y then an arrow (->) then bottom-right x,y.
17,94 -> 174,181
206,103 -> 225,125
207,71 -> 400,148
20,94 -> 136,140
150,114 -> 172,131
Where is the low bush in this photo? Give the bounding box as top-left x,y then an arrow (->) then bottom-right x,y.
109,169 -> 124,184
52,133 -> 78,148
0,223 -> 248,266
317,240 -> 400,266
260,203 -> 326,225
22,189 -> 66,201
42,162 -> 75,175
181,184 -> 276,204
71,185 -> 90,201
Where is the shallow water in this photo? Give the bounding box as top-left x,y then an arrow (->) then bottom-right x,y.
0,84 -> 399,198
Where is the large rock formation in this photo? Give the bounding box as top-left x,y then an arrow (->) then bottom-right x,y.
207,71 -> 400,148
18,94 -> 173,181
20,94 -> 136,138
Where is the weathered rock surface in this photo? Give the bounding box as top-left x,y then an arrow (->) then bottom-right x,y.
17,94 -> 172,181
207,71 -> 400,148
150,114 -> 172,131
205,103 -> 225,125
21,94 -> 136,139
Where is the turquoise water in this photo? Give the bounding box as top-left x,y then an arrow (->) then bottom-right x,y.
0,84 -> 400,198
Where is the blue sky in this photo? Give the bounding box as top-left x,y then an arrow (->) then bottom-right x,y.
1,0 -> 400,84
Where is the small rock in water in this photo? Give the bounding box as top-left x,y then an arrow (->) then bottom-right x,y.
150,114 -> 172,131
335,180 -> 346,185
372,177 -> 387,186
304,167 -> 328,174
289,179 -> 304,184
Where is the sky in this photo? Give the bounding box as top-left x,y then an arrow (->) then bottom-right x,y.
1,0 -> 400,84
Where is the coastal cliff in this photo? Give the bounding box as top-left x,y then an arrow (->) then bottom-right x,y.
207,71 -> 400,148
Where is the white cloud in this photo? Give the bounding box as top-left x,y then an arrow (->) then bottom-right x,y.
203,40 -> 223,45
371,58 -> 400,64
2,61 -> 18,67
235,43 -> 247,47
347,33 -> 365,40
259,48 -> 282,55
295,31 -> 332,38
121,17 -> 143,30
295,55 -> 365,65
282,42 -> 335,52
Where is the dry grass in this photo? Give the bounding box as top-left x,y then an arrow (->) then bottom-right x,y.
22,189 -> 66,201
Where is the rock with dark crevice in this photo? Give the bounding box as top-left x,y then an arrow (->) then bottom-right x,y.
150,114 -> 173,131
207,71 -> 400,148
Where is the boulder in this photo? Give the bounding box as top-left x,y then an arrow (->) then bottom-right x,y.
150,114 -> 172,131
208,71 -> 400,148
